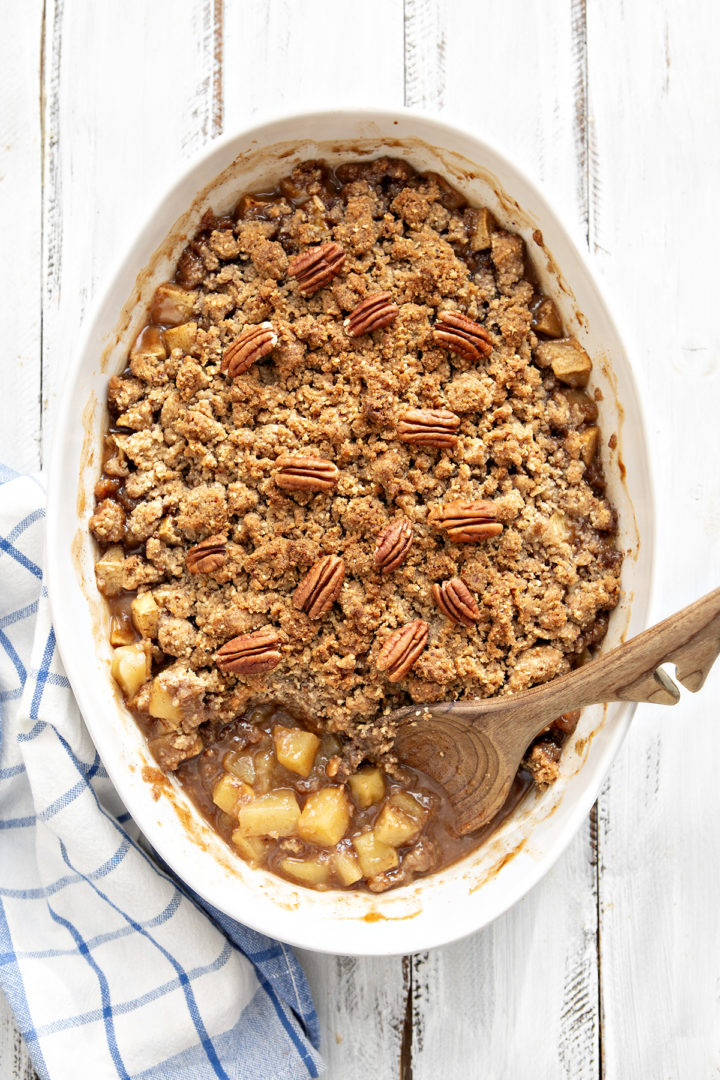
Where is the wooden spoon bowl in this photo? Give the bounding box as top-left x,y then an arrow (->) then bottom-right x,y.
387,587 -> 720,834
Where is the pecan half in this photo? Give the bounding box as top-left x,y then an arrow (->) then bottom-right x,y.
293,555 -> 346,618
221,322 -> 277,378
433,310 -> 492,361
216,627 -> 282,675
275,454 -> 339,493
397,408 -> 461,448
374,519 -> 413,573
432,577 -> 481,626
427,500 -> 503,543
344,292 -> 399,337
185,534 -> 227,574
288,242 -> 346,295
376,619 -> 429,683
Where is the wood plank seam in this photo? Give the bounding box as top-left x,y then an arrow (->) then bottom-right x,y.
590,802 -> 604,1080
569,2 -> 604,1071
571,4 -> 604,1073
211,0 -> 224,138
400,3 -> 447,1074
560,4 -> 607,1076
40,0 -> 66,469
571,0 -> 589,247
400,954 -> 413,1080
403,0 -> 445,111
198,0 -> 224,141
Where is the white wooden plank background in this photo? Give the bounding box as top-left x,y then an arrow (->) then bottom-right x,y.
1,1 -> 719,1077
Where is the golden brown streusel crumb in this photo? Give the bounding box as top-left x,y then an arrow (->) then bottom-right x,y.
92,157 -> 622,771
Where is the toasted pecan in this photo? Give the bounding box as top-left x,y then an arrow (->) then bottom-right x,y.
293,555 -> 346,619
215,627 -> 282,675
288,242 -> 346,295
185,534 -> 227,574
432,577 -> 480,626
221,323 -> 277,378
274,455 -> 339,493
376,619 -> 429,682
374,519 -> 413,573
344,292 -> 398,337
433,310 -> 492,361
427,500 -> 503,543
397,408 -> 461,448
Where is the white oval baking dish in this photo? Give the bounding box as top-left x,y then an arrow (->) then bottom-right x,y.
46,108 -> 654,955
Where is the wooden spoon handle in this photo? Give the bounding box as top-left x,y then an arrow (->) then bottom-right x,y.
545,585 -> 720,716
486,585 -> 720,755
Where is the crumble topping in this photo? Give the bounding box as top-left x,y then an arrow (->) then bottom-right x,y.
90,156 -> 622,890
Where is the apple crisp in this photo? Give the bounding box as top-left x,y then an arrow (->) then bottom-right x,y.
90,157 -> 622,892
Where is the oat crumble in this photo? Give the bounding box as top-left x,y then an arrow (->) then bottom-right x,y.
90,157 -> 622,891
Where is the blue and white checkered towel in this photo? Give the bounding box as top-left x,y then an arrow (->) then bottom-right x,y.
0,465 -> 324,1080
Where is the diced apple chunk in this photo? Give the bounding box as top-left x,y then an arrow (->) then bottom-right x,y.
546,511 -> 572,547
533,298 -> 563,338
333,848 -> 363,886
150,282 -> 197,326
298,787 -> 352,847
148,680 -> 183,725
236,791 -> 301,838
109,616 -> 135,647
374,797 -> 425,848
212,774 -> 253,816
111,642 -> 150,700
535,338 -> 592,387
163,321 -> 197,353
130,324 -> 167,359
560,387 -> 598,425
95,545 -> 125,598
579,425 -> 599,466
157,516 -> 181,545
223,750 -> 255,785
471,206 -> 495,251
280,857 -> 331,887
348,766 -> 385,808
352,831 -> 399,877
252,749 -> 275,794
131,592 -> 160,638
231,833 -> 268,866
273,726 -> 320,777
390,791 -> 427,818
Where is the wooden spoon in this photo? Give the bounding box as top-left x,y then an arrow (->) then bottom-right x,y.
388,587 -> 720,835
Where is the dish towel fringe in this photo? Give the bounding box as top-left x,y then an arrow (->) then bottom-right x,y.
0,465 -> 324,1080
